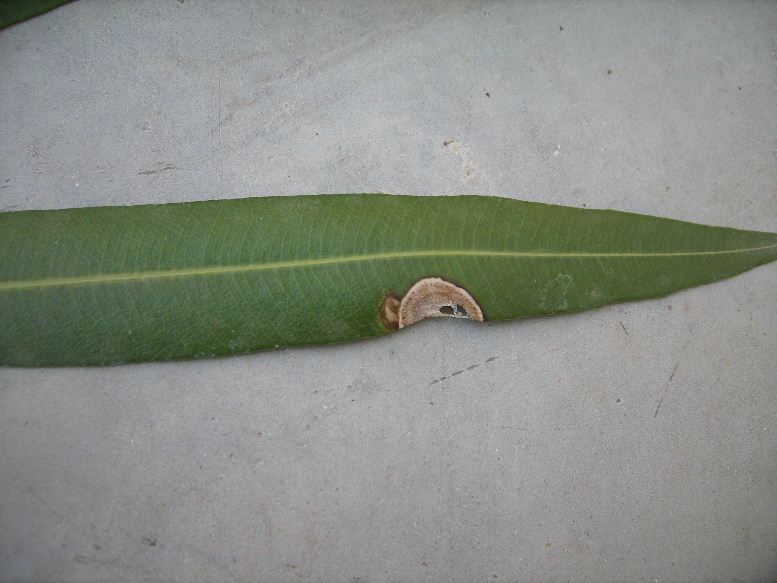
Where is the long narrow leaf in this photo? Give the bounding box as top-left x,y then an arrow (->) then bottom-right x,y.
1,194 -> 775,366
0,0 -> 73,30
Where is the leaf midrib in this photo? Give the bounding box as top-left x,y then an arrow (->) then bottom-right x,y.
2,245 -> 775,292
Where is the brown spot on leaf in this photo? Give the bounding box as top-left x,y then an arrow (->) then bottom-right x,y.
382,293 -> 401,329
383,277 -> 485,329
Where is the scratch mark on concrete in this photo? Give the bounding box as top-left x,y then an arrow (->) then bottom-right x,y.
724,196 -> 770,227
619,320 -> 629,335
138,165 -> 178,176
654,361 -> 679,418
431,356 -> 498,385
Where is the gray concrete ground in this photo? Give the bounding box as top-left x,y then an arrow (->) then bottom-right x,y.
1,1 -> 776,581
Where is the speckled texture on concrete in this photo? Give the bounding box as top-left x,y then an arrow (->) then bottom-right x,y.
1,2 -> 776,582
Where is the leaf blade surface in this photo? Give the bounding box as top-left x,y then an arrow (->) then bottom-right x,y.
1,194 -> 775,366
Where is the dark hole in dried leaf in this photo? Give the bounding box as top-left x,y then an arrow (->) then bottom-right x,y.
393,277 -> 486,328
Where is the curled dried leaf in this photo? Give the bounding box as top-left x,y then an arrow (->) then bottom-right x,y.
383,277 -> 485,329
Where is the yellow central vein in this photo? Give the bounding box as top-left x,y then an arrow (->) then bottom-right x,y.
1,244 -> 775,292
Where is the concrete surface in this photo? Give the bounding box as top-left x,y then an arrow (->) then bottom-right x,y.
1,1 -> 776,581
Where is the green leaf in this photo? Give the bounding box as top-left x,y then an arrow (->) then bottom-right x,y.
0,0 -> 74,30
1,194 -> 775,366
